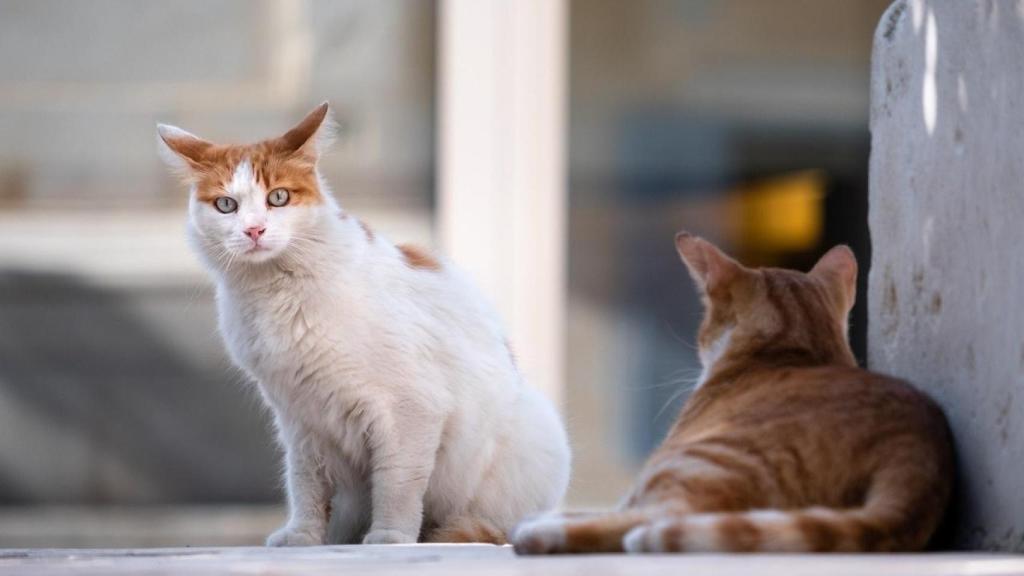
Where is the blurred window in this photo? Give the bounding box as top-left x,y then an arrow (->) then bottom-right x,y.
0,0 -> 436,506
564,0 -> 890,506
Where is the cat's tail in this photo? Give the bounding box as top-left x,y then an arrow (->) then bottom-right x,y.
513,466 -> 947,553
621,506 -> 903,553
624,465 -> 947,553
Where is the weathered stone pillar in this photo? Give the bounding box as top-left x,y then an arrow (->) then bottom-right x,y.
869,0 -> 1024,551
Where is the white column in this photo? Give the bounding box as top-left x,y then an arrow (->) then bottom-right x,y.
437,0 -> 568,407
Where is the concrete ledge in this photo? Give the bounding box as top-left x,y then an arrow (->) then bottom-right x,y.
3,546 -> 1023,575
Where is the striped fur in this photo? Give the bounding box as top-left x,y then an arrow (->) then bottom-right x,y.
512,232 -> 953,554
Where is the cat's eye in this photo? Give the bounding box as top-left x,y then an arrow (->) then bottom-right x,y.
268,188 -> 290,207
214,196 -> 238,214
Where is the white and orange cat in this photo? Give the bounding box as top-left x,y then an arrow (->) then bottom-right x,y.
157,103 -> 570,546
513,232 -> 952,553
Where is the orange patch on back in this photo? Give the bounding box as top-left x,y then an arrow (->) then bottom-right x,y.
398,244 -> 441,271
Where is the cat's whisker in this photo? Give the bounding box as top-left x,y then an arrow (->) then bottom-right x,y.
663,366 -> 703,378
618,367 -> 702,393
664,321 -> 699,352
653,382 -> 697,422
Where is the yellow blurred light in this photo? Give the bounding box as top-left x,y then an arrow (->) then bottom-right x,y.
735,170 -> 825,253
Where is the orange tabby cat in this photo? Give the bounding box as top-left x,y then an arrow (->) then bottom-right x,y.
512,232 -> 953,554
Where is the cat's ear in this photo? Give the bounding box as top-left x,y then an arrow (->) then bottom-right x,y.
810,245 -> 858,313
276,102 -> 335,160
157,124 -> 213,176
675,231 -> 741,294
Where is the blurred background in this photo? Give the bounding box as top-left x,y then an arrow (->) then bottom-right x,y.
0,0 -> 889,546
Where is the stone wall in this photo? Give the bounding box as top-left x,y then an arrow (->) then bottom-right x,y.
868,0 -> 1024,551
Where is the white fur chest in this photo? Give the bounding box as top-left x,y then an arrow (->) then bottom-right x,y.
217,273 -> 367,435
217,273 -> 381,479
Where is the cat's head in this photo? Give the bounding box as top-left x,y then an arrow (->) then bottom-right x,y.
157,103 -> 336,269
675,231 -> 858,377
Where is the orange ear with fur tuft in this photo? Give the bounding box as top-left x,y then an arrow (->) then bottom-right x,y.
156,124 -> 213,171
675,231 -> 741,293
277,102 -> 333,159
810,245 -> 858,313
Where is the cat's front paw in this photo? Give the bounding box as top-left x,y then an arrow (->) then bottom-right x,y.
362,528 -> 416,545
266,525 -> 325,547
510,514 -> 567,555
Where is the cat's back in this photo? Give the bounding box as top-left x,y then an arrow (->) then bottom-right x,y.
656,364 -> 952,510
681,364 -> 949,450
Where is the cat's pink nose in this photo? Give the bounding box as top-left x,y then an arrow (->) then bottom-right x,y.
245,226 -> 266,241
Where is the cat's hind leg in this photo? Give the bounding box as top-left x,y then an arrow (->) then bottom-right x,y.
325,485 -> 371,544
423,515 -> 507,544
